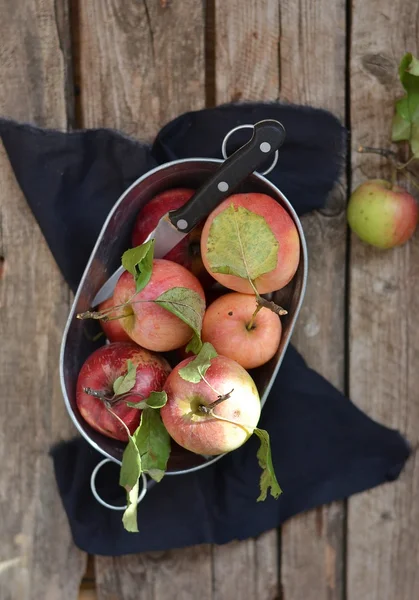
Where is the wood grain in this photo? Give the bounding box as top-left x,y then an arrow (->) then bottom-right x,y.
95,548 -> 212,600
77,2 -> 208,598
278,0 -> 347,599
214,0 -> 279,103
213,2 -> 280,598
0,1 -> 86,599
347,3 -> 419,599
78,0 -> 205,139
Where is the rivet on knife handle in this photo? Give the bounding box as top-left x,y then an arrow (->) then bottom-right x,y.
168,119 -> 286,233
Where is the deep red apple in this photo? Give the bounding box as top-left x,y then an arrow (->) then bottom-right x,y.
132,188 -> 213,287
161,355 -> 261,455
200,192 -> 300,294
76,342 -> 171,442
202,292 -> 282,369
113,258 -> 206,352
98,295 -> 133,343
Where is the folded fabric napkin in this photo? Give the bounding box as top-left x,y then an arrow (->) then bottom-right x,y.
0,102 -> 411,556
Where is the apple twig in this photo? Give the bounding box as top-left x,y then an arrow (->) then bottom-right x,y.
358,146 -> 419,181
358,145 -> 398,160
256,295 -> 287,316
83,387 -> 112,401
83,386 -> 145,409
198,389 -> 234,415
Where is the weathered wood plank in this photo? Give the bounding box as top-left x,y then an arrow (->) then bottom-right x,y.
0,1 -> 86,599
76,2 -> 207,598
278,0 -> 347,599
95,549 -> 212,600
213,2 -> 280,598
214,0 -> 280,103
78,0 -> 205,139
347,4 -> 419,599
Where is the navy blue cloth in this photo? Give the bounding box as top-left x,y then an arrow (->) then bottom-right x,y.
0,102 -> 411,556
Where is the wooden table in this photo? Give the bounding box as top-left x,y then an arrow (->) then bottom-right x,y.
1,1 -> 418,599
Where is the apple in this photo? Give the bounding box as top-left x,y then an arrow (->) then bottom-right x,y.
113,258 -> 206,352
76,342 -> 171,442
161,355 -> 261,455
200,192 -> 300,294
202,292 -> 282,369
131,188 -> 213,287
347,179 -> 418,248
98,295 -> 133,343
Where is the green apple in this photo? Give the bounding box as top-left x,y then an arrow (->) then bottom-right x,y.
347,179 -> 418,249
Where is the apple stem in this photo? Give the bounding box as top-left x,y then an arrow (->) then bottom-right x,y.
246,303 -> 262,331
391,164 -> 397,188
198,389 -> 234,415
83,387 -> 113,401
407,171 -> 419,191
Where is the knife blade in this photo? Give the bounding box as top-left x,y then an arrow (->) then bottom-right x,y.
91,119 -> 286,306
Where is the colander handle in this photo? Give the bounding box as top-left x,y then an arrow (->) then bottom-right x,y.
90,458 -> 149,511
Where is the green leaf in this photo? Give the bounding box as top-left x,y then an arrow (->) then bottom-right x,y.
126,391 -> 167,410
392,106 -> 411,142
122,240 -> 155,292
205,203 -> 278,284
405,53 -> 419,77
253,428 -> 282,501
145,391 -> 168,409
120,435 -> 142,532
122,480 -> 140,532
113,360 -> 137,396
134,408 -> 171,482
119,402 -> 171,532
179,342 -> 218,383
155,287 -> 205,354
391,53 -> 419,157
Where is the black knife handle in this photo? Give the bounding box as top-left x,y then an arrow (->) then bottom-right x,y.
167,119 -> 286,233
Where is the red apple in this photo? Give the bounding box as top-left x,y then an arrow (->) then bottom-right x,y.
347,179 -> 418,248
202,292 -> 282,369
113,258 -> 206,352
98,295 -> 133,343
132,188 -> 213,287
161,355 -> 261,455
200,192 -> 300,294
76,342 -> 171,442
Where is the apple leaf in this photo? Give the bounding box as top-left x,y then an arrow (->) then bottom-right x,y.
134,408 -> 171,482
144,391 -> 168,409
179,342 -> 218,383
205,203 -> 278,284
391,53 -> 419,158
155,287 -> 205,354
122,239 -> 155,293
119,400 -> 171,532
253,427 -> 282,501
113,360 -> 137,396
126,391 -> 168,410
120,434 -> 142,532
122,480 -> 140,532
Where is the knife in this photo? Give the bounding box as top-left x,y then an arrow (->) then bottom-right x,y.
91,119 -> 286,306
